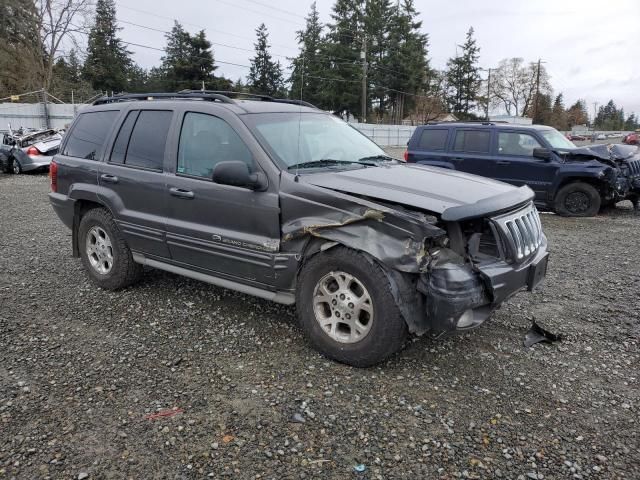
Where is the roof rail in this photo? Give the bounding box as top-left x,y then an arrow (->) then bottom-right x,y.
178,90 -> 317,109
92,92 -> 236,105
426,120 -> 510,126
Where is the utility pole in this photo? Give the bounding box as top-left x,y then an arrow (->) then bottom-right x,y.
533,58 -> 544,123
593,102 -> 599,127
361,36 -> 367,123
485,68 -> 492,120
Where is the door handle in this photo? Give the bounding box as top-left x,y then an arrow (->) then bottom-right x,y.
100,174 -> 119,184
169,187 -> 195,199
453,157 -> 464,161
496,160 -> 511,165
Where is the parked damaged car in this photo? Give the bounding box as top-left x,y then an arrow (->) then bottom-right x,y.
0,127 -> 62,174
49,91 -> 549,367
407,123 -> 640,216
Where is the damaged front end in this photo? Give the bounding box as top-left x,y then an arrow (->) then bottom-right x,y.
564,144 -> 640,204
280,173 -> 548,337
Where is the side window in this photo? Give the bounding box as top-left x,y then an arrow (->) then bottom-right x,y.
453,129 -> 491,154
418,129 -> 448,151
177,112 -> 253,179
63,111 -> 119,160
498,132 -> 542,156
125,111 -> 172,170
110,111 -> 140,164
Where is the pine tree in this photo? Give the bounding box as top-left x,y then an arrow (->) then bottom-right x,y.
247,24 -> 285,97
320,0 -> 364,115
0,0 -> 42,97
50,49 -> 93,102
289,2 -> 325,106
83,0 -> 131,93
566,99 -> 589,127
445,27 -> 480,118
379,0 -> 430,122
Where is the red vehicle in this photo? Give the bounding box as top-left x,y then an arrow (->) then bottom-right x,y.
623,132 -> 639,145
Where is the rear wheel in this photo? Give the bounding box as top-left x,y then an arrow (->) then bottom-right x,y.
554,182 -> 601,217
78,208 -> 142,290
12,159 -> 21,175
296,247 -> 407,367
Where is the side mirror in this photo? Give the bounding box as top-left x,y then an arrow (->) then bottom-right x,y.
212,161 -> 267,191
533,147 -> 552,160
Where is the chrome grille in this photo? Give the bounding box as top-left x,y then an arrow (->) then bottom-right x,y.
627,159 -> 640,176
491,203 -> 543,262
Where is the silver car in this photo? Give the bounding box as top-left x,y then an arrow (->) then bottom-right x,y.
0,128 -> 63,174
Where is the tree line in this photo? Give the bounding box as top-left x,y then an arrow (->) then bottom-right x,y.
1,0 -> 637,131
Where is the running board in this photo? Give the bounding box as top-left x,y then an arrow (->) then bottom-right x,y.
132,253 -> 295,305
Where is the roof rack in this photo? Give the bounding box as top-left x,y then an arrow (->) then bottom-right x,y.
92,92 -> 236,105
178,90 -> 317,109
426,120 -> 510,126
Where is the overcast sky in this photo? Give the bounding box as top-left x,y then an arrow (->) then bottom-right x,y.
115,0 -> 640,119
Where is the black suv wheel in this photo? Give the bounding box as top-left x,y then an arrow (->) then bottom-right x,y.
78,208 -> 142,290
296,247 -> 407,367
555,182 -> 601,217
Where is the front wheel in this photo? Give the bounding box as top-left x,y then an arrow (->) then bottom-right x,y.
296,247 -> 408,367
554,182 -> 601,217
78,208 -> 142,290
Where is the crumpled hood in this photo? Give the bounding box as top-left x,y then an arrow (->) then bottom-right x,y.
300,163 -> 523,216
563,144 -> 640,163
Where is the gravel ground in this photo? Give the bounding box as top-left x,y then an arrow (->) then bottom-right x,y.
1,172 -> 639,480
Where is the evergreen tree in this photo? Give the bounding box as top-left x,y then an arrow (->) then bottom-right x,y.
83,0 -> 131,93
0,0 -> 42,97
550,93 -> 568,130
320,0 -> 364,115
382,0 -> 430,123
445,27 -> 480,118
595,100 -> 624,130
247,23 -> 285,96
363,0 -> 392,118
50,49 -> 93,102
624,113 -> 638,131
289,2 -> 325,106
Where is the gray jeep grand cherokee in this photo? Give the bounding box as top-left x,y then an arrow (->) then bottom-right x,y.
49,91 -> 549,367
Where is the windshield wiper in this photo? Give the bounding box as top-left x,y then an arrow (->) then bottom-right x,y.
357,154 -> 396,163
287,159 -> 364,170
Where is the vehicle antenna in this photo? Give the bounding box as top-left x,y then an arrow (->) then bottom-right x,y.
295,51 -> 305,181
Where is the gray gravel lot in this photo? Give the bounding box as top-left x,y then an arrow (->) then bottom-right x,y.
1,172 -> 639,479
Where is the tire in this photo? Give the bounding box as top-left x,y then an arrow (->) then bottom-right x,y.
296,247 -> 408,367
78,208 -> 142,290
554,182 -> 601,217
12,159 -> 21,175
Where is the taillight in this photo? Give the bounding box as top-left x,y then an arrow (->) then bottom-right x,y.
403,150 -> 410,162
27,146 -> 39,156
50,160 -> 58,192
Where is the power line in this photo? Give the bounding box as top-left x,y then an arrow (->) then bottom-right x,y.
238,0 -> 307,19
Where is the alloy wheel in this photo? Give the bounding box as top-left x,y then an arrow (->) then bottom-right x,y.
86,226 -> 114,274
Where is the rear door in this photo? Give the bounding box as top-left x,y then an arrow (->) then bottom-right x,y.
97,107 -> 175,259
164,106 -> 281,287
446,128 -> 496,176
409,128 -> 453,168
493,130 -> 560,202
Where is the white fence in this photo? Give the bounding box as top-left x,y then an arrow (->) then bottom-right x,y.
0,103 -> 87,131
352,123 -> 416,146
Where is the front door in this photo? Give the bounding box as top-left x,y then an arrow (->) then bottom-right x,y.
164,109 -> 281,287
493,131 -> 559,202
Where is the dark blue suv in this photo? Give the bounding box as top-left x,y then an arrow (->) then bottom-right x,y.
406,122 -> 640,216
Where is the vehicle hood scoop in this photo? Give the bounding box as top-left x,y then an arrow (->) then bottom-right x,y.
301,163 -> 529,219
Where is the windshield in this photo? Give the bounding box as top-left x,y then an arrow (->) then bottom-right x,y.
244,112 -> 386,169
541,129 -> 576,149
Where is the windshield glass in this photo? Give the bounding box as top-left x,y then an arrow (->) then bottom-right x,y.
541,129 -> 576,149
244,113 -> 386,169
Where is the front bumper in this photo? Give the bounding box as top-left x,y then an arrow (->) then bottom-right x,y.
418,237 -> 548,333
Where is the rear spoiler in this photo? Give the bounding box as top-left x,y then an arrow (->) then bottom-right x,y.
442,186 -> 535,222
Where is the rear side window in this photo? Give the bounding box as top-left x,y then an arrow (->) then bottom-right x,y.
63,111 -> 118,160
417,129 -> 448,151
108,110 -> 172,170
125,111 -> 172,170
453,129 -> 491,154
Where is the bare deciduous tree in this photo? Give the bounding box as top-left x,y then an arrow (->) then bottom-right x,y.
36,0 -> 93,89
489,58 -> 551,117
